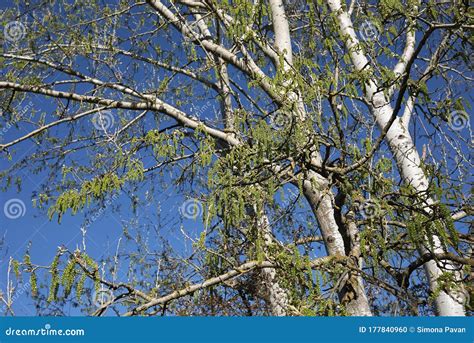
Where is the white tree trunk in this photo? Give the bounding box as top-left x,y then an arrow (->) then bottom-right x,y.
303,172 -> 372,316
270,0 -> 372,315
257,213 -> 291,316
372,100 -> 467,316
326,0 -> 467,315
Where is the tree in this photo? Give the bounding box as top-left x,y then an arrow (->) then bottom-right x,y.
0,0 -> 472,316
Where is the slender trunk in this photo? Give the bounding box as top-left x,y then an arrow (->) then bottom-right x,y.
257,213 -> 290,316
373,99 -> 467,315
269,0 -> 372,315
205,11 -> 290,314
325,0 -> 466,315
303,171 -> 372,316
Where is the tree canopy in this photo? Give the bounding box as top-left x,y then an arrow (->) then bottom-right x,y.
0,0 -> 472,316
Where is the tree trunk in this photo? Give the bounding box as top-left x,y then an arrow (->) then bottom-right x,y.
257,213 -> 290,316
303,171 -> 372,316
325,0 -> 466,315
269,0 -> 372,315
372,99 -> 467,316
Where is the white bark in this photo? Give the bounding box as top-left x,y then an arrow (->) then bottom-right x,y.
303,172 -> 372,316
373,103 -> 467,316
257,213 -> 291,316
327,0 -> 467,315
269,0 -> 293,68
269,0 -> 372,315
0,81 -> 241,147
345,215 -> 372,316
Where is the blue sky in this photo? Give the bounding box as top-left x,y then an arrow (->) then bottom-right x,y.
0,0 -> 472,317
0,0 -> 208,315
